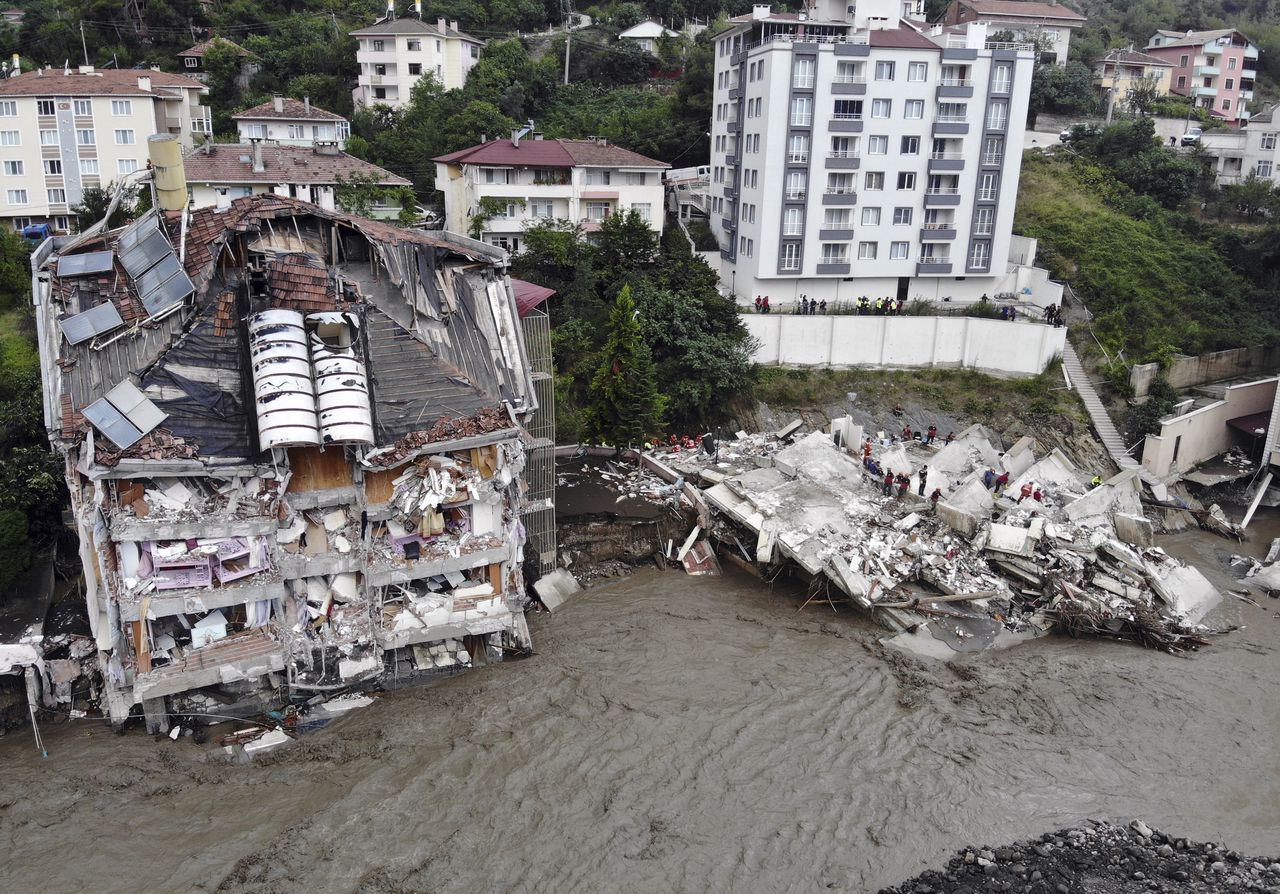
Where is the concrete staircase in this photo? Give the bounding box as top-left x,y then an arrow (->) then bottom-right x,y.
1061,341 -> 1142,474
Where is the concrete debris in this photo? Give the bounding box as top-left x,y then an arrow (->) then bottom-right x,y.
534,569 -> 581,612
648,420 -> 1229,656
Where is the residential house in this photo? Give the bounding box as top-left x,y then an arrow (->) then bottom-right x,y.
31,188 -> 543,732
0,66 -> 209,232
618,20 -> 679,54
1092,48 -> 1173,110
233,96 -> 351,149
175,37 -> 258,89
1198,103 -> 1280,185
941,0 -> 1085,65
433,129 -> 669,255
181,142 -> 411,219
351,15 -> 483,107
709,1 -> 1034,305
1144,28 -> 1259,126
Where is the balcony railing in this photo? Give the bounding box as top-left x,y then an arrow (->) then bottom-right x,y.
978,190 -> 998,201
824,187 -> 856,195
782,226 -> 804,237
791,115 -> 813,127
919,255 -> 951,264
938,78 -> 972,87
974,227 -> 993,236
922,221 -> 955,229
834,75 -> 867,84
985,40 -> 1035,51
784,190 -> 807,200
833,112 -> 863,120
793,76 -> 815,89
820,255 -> 850,265
925,187 -> 960,195
991,80 -> 1011,94
828,150 -> 859,158
986,117 -> 1007,130
930,151 -> 963,159
969,257 -> 990,269
787,152 -> 809,163
982,153 -> 1003,165
935,115 -> 967,123
750,33 -> 870,49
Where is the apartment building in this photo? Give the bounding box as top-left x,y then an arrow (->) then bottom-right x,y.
1145,28 -> 1259,126
941,0 -> 1084,65
1092,48 -> 1174,110
709,2 -> 1033,306
1198,103 -> 1280,186
182,142 -> 411,219
351,13 -> 483,107
433,131 -> 668,255
233,96 -> 351,149
31,192 -> 541,731
0,66 -> 209,232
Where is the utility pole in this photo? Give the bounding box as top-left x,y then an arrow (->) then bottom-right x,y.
562,0 -> 571,85
79,21 -> 89,67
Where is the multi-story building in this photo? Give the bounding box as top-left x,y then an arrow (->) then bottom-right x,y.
351,13 -> 483,107
433,130 -> 668,255
1092,48 -> 1174,111
1198,103 -> 1280,186
31,188 -> 542,732
1145,28 -> 1259,126
941,0 -> 1084,65
0,66 -> 209,232
709,2 -> 1033,306
233,96 -> 351,149
182,142 -> 411,219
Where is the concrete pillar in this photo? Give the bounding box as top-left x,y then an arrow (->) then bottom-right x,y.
142,697 -> 169,735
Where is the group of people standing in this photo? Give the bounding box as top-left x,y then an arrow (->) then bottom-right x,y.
855,296 -> 908,316
1042,303 -> 1065,327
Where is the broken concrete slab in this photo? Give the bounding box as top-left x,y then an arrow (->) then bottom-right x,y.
1114,513 -> 1155,548
984,524 -> 1036,558
1144,558 -> 1222,625
534,569 -> 581,612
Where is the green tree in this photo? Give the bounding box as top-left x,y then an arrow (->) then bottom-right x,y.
1124,77 -> 1160,117
0,229 -> 27,312
1220,174 -> 1276,220
583,285 -> 666,446
1029,60 -> 1098,125
70,182 -> 136,231
596,209 -> 659,292
0,509 -> 31,596
202,39 -> 249,135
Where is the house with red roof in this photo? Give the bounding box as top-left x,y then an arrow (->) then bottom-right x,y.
433,127 -> 669,254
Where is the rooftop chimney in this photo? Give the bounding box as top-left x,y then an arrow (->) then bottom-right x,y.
414,0 -> 422,18
437,17 -> 447,33
511,129 -> 521,148
215,189 -> 231,212
137,75 -> 151,92
752,4 -> 771,20
303,96 -> 311,115
273,94 -> 284,113
450,20 -> 458,31
250,137 -> 265,173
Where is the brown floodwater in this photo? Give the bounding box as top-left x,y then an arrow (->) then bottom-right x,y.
0,526 -> 1277,894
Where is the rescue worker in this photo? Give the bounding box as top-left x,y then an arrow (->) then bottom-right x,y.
917,467 -> 928,496
994,471 -> 1010,494
926,424 -> 937,445
1018,481 -> 1034,503
1090,474 -> 1103,487
929,487 -> 943,512
883,470 -> 895,497
896,473 -> 910,498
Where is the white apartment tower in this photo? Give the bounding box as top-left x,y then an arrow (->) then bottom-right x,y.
351,3 -> 483,108
710,1 -> 1033,305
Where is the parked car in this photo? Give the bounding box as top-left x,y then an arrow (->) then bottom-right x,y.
1059,124 -> 1086,141
1181,127 -> 1203,147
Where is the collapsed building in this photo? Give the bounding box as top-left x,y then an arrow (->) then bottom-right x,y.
31,189 -> 549,732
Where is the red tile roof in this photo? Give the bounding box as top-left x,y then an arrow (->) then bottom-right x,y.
0,68 -> 206,97
182,144 -> 410,186
177,37 -> 251,58
233,98 -> 346,122
1098,48 -> 1174,67
868,27 -> 940,50
957,0 -> 1085,23
434,137 -> 667,169
267,253 -> 337,313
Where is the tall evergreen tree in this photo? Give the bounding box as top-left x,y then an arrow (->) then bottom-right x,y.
584,286 -> 666,447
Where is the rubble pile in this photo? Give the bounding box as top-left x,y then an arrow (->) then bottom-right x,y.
877,820 -> 1280,894
651,421 -> 1228,655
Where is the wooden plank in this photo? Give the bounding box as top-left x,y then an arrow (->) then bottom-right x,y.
488,563 -> 503,594
132,621 -> 151,674
287,446 -> 353,492
363,468 -> 397,505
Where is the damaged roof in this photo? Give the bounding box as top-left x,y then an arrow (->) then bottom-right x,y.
182,145 -> 411,187
36,194 -> 533,469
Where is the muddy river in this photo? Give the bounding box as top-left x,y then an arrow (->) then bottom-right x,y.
1,528 -> 1277,893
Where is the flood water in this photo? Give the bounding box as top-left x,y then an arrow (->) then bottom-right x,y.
1,527 -> 1277,893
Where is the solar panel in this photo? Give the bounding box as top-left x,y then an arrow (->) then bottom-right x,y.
119,228 -> 173,278
83,399 -> 145,449
59,302 -> 125,345
116,209 -> 160,253
139,269 -> 195,318
135,252 -> 182,297
84,381 -> 168,449
57,251 -> 115,278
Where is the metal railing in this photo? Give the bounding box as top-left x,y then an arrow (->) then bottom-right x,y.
929,151 -> 964,159
934,115 -> 967,123
834,74 -> 867,84
824,187 -> 855,195
922,221 -> 955,229
787,152 -> 809,163
982,153 -> 1003,165
938,78 -> 972,86
925,187 -> 960,195
828,150 -> 859,158
833,112 -> 863,120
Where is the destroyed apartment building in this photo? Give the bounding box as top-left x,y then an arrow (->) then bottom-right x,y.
31,189 -> 549,731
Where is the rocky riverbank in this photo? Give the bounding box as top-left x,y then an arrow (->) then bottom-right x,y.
878,820 -> 1280,893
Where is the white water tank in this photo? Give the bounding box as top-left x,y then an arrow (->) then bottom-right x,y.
248,309 -> 320,448
308,312 -> 374,446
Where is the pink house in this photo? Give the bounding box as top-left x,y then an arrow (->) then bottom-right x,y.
1145,28 -> 1259,126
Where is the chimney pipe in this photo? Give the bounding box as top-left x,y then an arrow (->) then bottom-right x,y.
250,138 -> 265,173
437,17 -> 447,34
273,94 -> 284,113
511,129 -> 520,147
450,20 -> 458,31
215,189 -> 231,212
303,96 -> 311,115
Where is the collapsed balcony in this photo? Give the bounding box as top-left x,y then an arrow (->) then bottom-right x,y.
132,624 -> 285,702
376,564 -> 513,650
116,535 -> 283,621
109,476 -> 282,541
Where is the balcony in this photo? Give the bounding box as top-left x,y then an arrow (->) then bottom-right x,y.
792,77 -> 815,90
790,115 -> 813,128
821,189 -> 858,205
726,154 -> 739,166
977,190 -> 998,202
916,258 -> 953,274
924,189 -> 962,207
933,118 -> 969,135
726,119 -> 740,132
787,151 -> 809,164
818,228 -> 854,240
816,262 -> 851,274
1245,46 -> 1259,59
1197,65 -> 1220,76
985,117 -> 1008,132
920,226 -> 956,240
832,78 -> 867,95
829,116 -> 863,133
728,86 -> 741,99
721,217 -> 736,231
937,81 -> 974,99
981,153 -> 1003,166
1240,89 -> 1255,101
1243,67 -> 1258,78
825,151 -> 860,170
784,190 -> 807,201
928,153 -> 965,172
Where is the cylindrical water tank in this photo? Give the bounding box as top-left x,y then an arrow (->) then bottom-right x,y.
248,309 -> 320,448
308,312 -> 374,446
147,134 -> 187,213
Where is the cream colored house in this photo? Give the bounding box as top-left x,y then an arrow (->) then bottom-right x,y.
1093,48 -> 1174,110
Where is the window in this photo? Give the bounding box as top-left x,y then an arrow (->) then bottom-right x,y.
374,63 -> 387,76
245,123 -> 266,139
938,102 -> 966,122
1262,134 -> 1277,150
624,172 -> 647,185
76,129 -> 95,145
969,241 -> 990,269
867,135 -> 888,155
828,173 -> 854,194
861,207 -> 881,226
1225,78 -> 1234,89
406,40 -> 421,51
436,40 -> 442,51
80,159 -> 99,175
0,101 -> 16,117
6,189 -> 28,205
907,62 -> 927,82
833,99 -> 862,120
73,100 -> 91,116
780,242 -> 801,270
835,62 -> 864,83
748,169 -> 758,188
588,169 -> 616,187
896,172 -> 916,190
1179,54 -> 1189,67
286,125 -> 304,139
111,100 -> 132,116
530,200 -> 554,219
1042,28 -> 1059,40
783,207 -> 804,236
47,188 -> 66,204
632,202 -> 652,222
890,241 -> 910,260
373,39 -> 385,51
54,216 -> 69,230
35,99 -> 55,116
985,101 -> 1007,130
1222,99 -> 1231,110
586,201 -> 611,221
900,136 -> 920,155
871,99 -> 891,118
738,236 -> 754,257
114,129 -> 135,145
0,130 -> 17,146
821,243 -> 848,264
864,171 -> 884,190
904,100 -> 924,120
790,97 -> 812,127
2,160 -> 21,175
184,56 -> 198,68
788,134 -> 809,164
991,63 -> 1011,94
785,171 -> 807,200
831,136 -> 857,158
857,241 -> 877,260
117,159 -> 138,174
893,207 -> 913,226
792,58 -> 814,89
978,173 -> 997,201
874,61 -> 895,81
408,63 -> 423,75
823,209 -> 850,228
1228,57 -> 1237,70
983,136 -> 1003,165
1258,161 -> 1274,178
1177,76 -> 1187,89
43,159 -> 62,175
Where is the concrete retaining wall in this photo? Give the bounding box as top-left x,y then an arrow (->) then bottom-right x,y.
744,315 -> 1066,377
1131,346 -> 1280,397
1141,377 -> 1277,478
